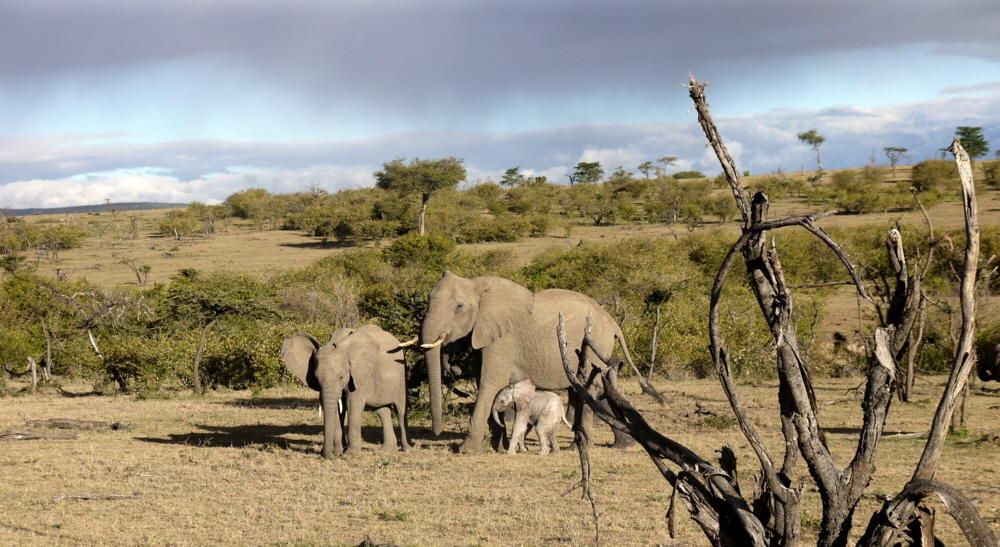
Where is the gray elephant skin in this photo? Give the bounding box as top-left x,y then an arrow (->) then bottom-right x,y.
420,271 -> 637,454
281,325 -> 412,458
491,379 -> 569,455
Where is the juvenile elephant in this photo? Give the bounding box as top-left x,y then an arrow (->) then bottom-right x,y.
281,325 -> 412,458
491,379 -> 569,455
420,271 -> 638,454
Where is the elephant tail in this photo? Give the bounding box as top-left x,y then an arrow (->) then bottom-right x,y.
561,415 -> 571,429
615,326 -> 667,405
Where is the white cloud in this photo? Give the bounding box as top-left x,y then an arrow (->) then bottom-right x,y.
2,90 -> 997,209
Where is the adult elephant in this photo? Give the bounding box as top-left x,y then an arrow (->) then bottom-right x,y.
282,325 -> 412,458
420,271 -> 637,454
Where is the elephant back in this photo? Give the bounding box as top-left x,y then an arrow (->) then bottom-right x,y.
353,324 -> 406,364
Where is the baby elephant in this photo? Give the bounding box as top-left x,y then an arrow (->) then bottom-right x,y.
491,379 -> 569,455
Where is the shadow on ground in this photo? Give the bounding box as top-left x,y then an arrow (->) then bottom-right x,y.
135,423 -> 464,453
221,396 -> 318,410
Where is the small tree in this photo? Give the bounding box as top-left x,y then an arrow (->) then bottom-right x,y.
884,146 -> 908,177
374,157 -> 466,236
499,167 -> 526,188
797,129 -> 826,171
657,155 -> 678,176
955,126 -> 989,159
573,162 -> 604,185
637,161 -> 654,179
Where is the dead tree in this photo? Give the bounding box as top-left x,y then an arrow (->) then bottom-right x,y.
557,77 -> 995,547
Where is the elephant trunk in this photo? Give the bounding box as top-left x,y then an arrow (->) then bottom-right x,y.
491,398 -> 505,428
426,345 -> 444,436
320,388 -> 344,458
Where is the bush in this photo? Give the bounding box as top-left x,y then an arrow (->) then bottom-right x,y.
382,232 -> 457,269
99,334 -> 194,393
673,171 -> 706,179
982,160 -> 999,187
910,159 -> 959,193
200,322 -> 287,390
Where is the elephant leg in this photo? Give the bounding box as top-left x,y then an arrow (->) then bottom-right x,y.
395,399 -> 413,452
508,415 -> 528,455
344,395 -> 365,454
375,406 -> 398,453
550,427 -> 560,453
537,424 -> 551,455
463,376 -> 507,454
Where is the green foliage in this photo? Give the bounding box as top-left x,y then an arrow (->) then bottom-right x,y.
200,322 -> 287,390
955,126 -> 989,159
225,188 -> 280,230
507,182 -> 560,216
672,170 -> 705,180
164,270 -> 278,330
572,162 -> 604,185
99,334 -> 194,393
374,157 -> 466,199
980,160 -> 999,187
158,209 -> 201,237
910,159 -> 959,193
566,183 -> 629,226
823,167 -> 898,213
382,232 -> 457,270
499,167 -> 525,188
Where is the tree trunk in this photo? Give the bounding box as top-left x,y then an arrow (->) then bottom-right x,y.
28,357 -> 37,394
418,193 -> 430,236
40,317 -> 52,380
193,317 -> 219,396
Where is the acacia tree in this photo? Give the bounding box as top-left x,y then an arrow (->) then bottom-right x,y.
573,162 -> 604,185
657,155 -> 678,176
374,157 -> 466,236
500,166 -> 525,188
637,161 -> 655,179
955,126 -> 989,159
883,146 -> 907,177
798,129 -> 826,171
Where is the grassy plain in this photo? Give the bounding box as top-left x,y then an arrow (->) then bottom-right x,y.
1,375 -> 998,546
4,166 -> 1000,545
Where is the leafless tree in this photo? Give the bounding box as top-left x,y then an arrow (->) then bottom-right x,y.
557,75 -> 995,547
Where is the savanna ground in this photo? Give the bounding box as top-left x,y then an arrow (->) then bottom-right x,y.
1,375 -> 998,547
3,165 -> 1000,545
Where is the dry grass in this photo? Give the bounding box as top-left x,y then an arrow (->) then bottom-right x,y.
2,376 -> 998,546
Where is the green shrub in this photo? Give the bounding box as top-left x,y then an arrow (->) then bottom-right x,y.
382,232 -> 457,269
911,159 -> 959,193
201,322 -> 287,390
673,170 -> 705,179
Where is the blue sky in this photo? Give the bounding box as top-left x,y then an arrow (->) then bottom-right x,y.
1,0 -> 998,209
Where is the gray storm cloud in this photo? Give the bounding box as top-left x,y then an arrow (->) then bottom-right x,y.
3,0 -> 997,104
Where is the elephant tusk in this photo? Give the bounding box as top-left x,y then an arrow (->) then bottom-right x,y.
397,335 -> 419,348
420,332 -> 448,349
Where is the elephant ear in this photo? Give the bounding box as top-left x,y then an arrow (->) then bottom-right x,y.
345,331 -> 382,392
512,379 -> 536,412
280,332 -> 321,390
471,276 -> 534,350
